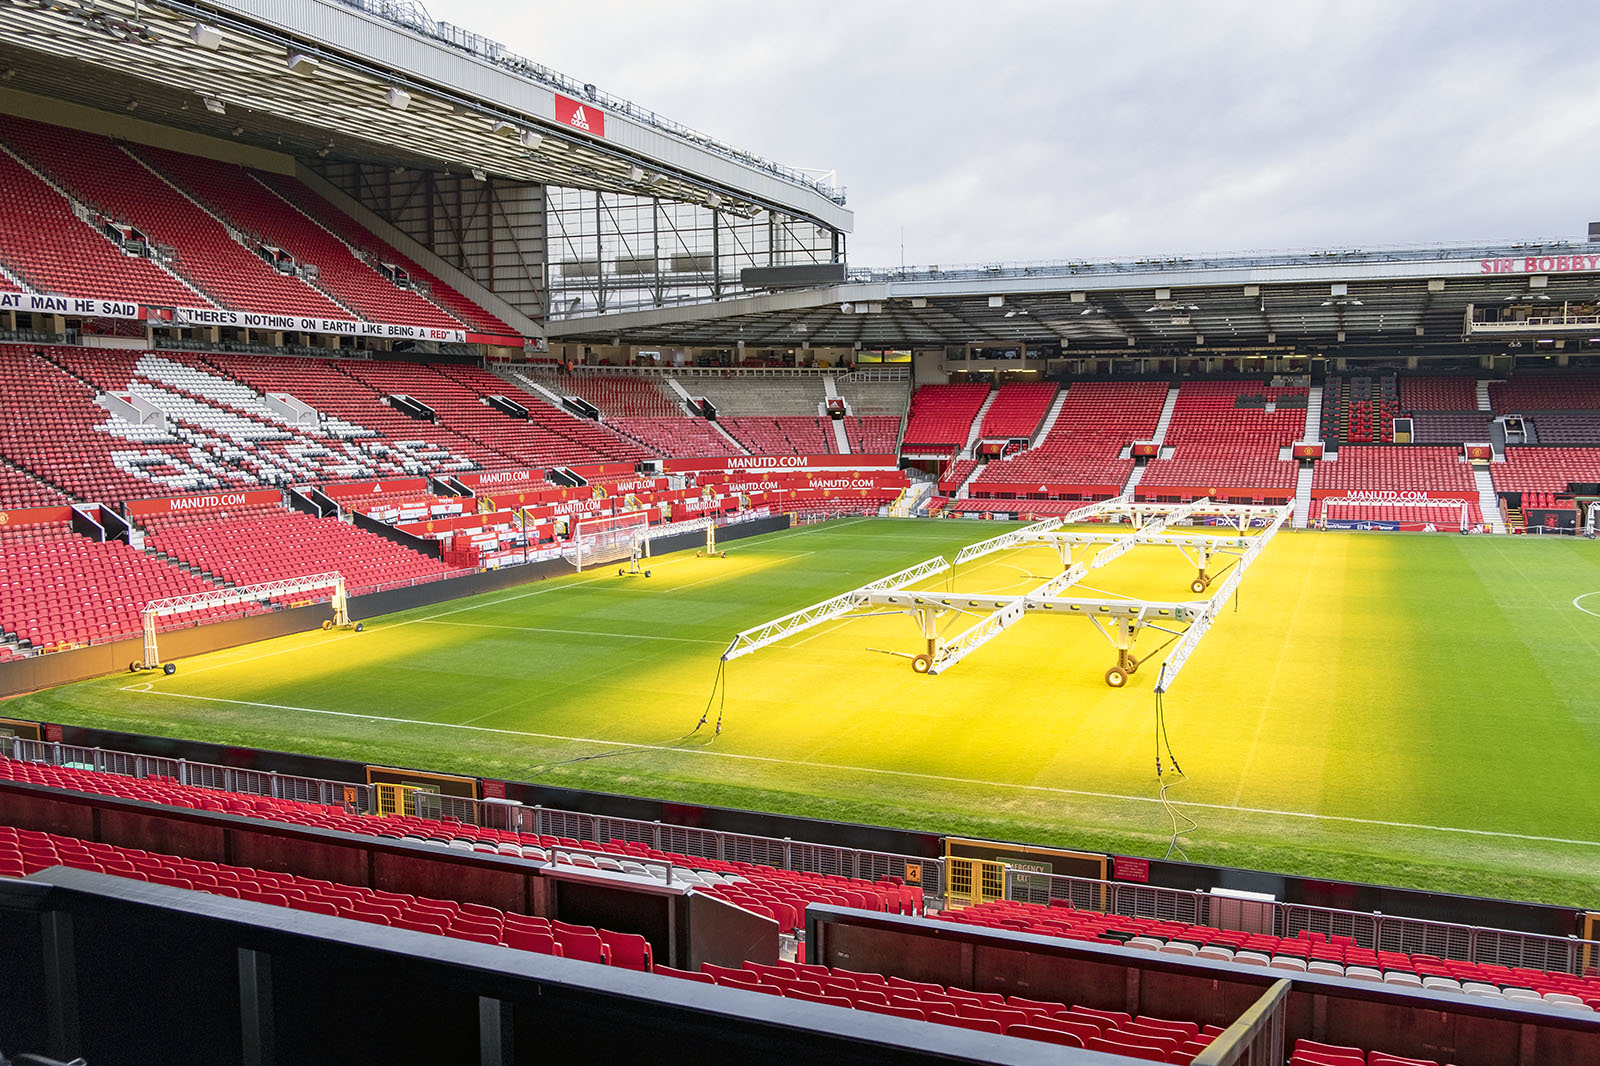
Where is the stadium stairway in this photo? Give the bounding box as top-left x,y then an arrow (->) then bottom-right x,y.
1150,384 -> 1181,444
1476,380 -> 1493,411
962,388 -> 998,457
1474,466 -> 1506,533
1293,464 -> 1315,528
831,415 -> 851,453
1031,389 -> 1069,447
1293,386 -> 1322,527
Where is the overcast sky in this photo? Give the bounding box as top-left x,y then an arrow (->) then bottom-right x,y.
449,0 -> 1599,269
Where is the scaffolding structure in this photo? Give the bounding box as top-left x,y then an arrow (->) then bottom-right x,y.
722,499 -> 1292,690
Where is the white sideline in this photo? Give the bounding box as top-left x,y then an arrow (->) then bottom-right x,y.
111,686 -> 1600,851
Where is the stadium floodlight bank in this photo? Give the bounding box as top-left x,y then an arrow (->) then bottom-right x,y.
137,572 -> 355,673
723,500 -> 1292,690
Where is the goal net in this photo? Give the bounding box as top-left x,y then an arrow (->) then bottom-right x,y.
1319,498 -> 1469,532
564,510 -> 650,570
138,572 -> 349,671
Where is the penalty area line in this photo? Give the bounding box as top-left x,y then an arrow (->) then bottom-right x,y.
113,688 -> 1600,851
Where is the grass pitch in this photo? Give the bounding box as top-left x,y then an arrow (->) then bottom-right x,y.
9,518 -> 1600,907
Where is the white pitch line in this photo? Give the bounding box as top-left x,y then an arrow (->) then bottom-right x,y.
114,687 -> 1600,850
419,620 -> 725,644
1573,591 -> 1600,619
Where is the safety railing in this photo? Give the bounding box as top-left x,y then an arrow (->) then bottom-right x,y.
412,790 -> 940,903
6,736 -> 1591,973
7,738 -> 373,812
1006,868 -> 1600,977
1192,979 -> 1289,1066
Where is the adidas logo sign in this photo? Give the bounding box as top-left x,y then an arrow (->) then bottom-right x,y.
569,106 -> 590,131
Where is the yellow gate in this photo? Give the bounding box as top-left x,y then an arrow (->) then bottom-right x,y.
945,857 -> 1008,909
375,782 -> 423,818
1584,912 -> 1599,976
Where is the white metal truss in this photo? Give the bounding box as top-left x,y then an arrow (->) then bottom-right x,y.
1587,501 -> 1599,538
1090,497 -> 1211,570
1154,503 -> 1292,693
924,561 -> 1089,674
951,518 -> 1065,566
139,572 -> 349,670
720,500 -> 1293,691
721,554 -> 951,662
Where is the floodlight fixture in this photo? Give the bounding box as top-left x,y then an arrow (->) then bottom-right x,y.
189,23 -> 221,49
706,192 -> 723,209
385,87 -> 411,110
628,165 -> 644,182
286,52 -> 319,75
201,95 -> 225,115
470,167 -> 488,182
491,119 -> 519,137
518,129 -> 542,150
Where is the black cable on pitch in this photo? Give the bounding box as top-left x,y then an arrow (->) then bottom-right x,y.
1153,692 -> 1197,861
525,659 -> 727,776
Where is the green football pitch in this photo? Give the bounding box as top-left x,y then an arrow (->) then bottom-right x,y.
9,518 -> 1600,907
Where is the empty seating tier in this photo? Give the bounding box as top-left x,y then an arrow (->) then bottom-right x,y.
136,147 -> 464,330
0,464 -> 70,508
938,900 -> 1600,1010
0,823 -> 649,971
0,148 -> 201,307
902,384 -> 991,451
1399,376 -> 1478,412
142,506 -> 463,596
1140,380 -> 1307,496
675,960 -> 1223,1056
977,382 -> 1058,439
1491,447 -> 1600,494
252,171 -> 518,337
518,370 -> 684,418
0,116 -> 348,319
843,415 -> 900,454
1489,373 -> 1600,412
1313,447 -> 1476,493
971,381 -> 1167,494
0,519 -> 236,650
610,417 -> 735,456
722,416 -> 836,455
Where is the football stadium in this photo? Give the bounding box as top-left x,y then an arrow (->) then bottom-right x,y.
0,3 -> 1596,1064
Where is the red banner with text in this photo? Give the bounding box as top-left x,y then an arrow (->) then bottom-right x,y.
125,489 -> 282,517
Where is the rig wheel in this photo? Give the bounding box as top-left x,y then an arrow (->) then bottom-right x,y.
321,620 -> 334,631
911,654 -> 932,674
644,570 -> 652,578
1105,666 -> 1128,688
129,660 -> 143,673
162,662 -> 177,676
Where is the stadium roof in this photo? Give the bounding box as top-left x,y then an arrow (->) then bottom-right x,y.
0,0 -> 852,231
548,241 -> 1600,352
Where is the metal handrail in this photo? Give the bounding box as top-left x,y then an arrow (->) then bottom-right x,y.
7,738 -> 373,812
1191,979 -> 1290,1066
1005,868 -> 1600,978
413,789 -> 941,901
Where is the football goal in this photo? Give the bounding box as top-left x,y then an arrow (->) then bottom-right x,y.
136,572 -> 358,674
563,511 -> 650,571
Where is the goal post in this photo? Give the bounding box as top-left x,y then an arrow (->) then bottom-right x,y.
137,572 -> 353,672
1319,497 -> 1469,532
565,510 -> 650,571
